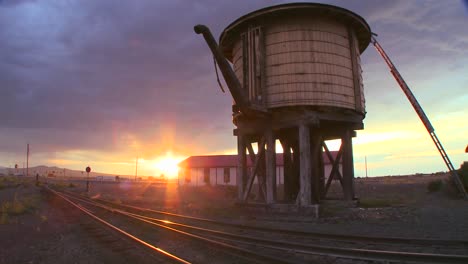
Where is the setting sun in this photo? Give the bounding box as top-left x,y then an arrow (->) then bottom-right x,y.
153,153 -> 184,179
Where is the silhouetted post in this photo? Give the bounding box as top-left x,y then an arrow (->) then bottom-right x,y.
86,166 -> 91,193
265,128 -> 276,204
237,135 -> 247,201
342,130 -> 355,200
26,144 -> 29,177
298,123 -> 311,206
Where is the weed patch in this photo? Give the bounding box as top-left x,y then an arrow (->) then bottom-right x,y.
50,182 -> 76,190
0,192 -> 40,216
427,179 -> 443,193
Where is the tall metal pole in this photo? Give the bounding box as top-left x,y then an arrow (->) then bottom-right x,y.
371,36 -> 467,199
26,144 -> 29,177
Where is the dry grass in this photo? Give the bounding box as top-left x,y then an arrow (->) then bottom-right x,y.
0,176 -> 31,189
49,182 -> 76,190
0,192 -> 41,224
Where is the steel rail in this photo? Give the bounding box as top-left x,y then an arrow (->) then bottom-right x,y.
58,190 -> 295,264
118,211 -> 468,264
205,234 -> 468,264
68,191 -> 468,247
59,190 -> 468,264
45,187 -> 190,264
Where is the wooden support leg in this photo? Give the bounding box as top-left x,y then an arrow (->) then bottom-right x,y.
318,140 -> 325,199
237,134 -> 247,202
342,130 -> 355,200
258,158 -> 266,202
298,123 -> 311,206
292,142 -> 300,200
265,129 -> 276,204
281,139 -> 293,202
310,132 -> 322,204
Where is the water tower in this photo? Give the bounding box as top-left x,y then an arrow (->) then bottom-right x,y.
195,3 -> 371,210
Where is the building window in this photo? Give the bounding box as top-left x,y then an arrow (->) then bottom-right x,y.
204,168 -> 210,183
224,168 -> 230,183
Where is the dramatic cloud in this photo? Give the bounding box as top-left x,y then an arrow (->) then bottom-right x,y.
1,0 -> 466,176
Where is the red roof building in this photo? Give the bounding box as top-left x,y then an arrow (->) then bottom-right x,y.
178,152 -> 340,186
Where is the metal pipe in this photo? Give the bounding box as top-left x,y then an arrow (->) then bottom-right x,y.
194,25 -> 250,112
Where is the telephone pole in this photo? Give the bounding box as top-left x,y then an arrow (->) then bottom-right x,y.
26,144 -> 29,177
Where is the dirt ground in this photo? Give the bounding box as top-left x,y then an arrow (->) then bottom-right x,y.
0,178 -> 149,264
1,173 -> 467,263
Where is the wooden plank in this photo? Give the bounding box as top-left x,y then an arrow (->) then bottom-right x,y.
266,73 -> 354,87
342,130 -> 355,200
322,143 -> 343,198
310,132 -> 322,203
237,135 -> 247,201
265,30 -> 350,47
297,123 -> 311,206
266,62 -> 352,77
348,27 -> 363,113
266,17 -> 347,37
242,33 -> 249,94
266,39 -> 349,58
246,138 -> 267,202
243,139 -> 266,202
265,129 -> 276,204
280,139 -> 293,201
259,26 -> 266,107
292,142 -> 300,201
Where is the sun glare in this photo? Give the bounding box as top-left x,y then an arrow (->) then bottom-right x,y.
153,153 -> 182,179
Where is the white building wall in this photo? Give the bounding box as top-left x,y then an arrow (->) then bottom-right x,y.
179,164 -> 341,187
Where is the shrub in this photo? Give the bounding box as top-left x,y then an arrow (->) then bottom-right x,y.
458,162 -> 468,189
0,193 -> 39,216
427,179 -> 443,193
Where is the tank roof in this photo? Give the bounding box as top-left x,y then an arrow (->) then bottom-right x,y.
220,3 -> 372,60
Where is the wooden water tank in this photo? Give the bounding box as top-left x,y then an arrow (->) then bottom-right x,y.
220,3 -> 371,115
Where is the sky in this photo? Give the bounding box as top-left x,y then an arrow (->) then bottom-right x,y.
1,0 -> 467,178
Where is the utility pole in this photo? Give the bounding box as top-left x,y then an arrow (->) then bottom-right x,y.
26,144 -> 29,177
135,156 -> 138,181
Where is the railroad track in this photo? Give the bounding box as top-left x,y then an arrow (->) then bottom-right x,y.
45,187 -> 294,263
50,187 -> 468,263
45,187 -> 190,264
90,193 -> 468,248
